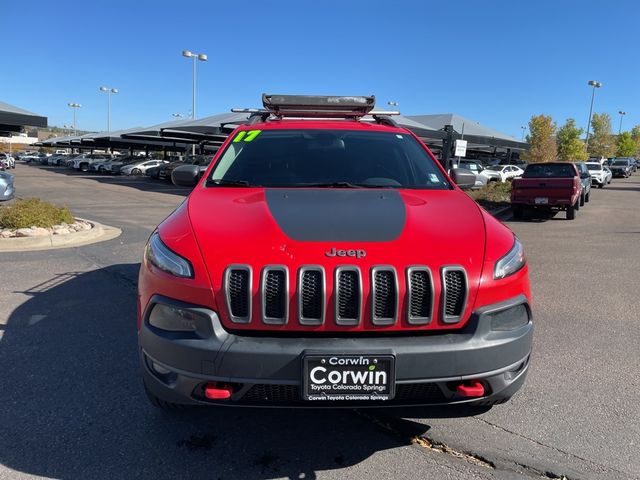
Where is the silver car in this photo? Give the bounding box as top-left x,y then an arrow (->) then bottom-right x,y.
0,171 -> 15,201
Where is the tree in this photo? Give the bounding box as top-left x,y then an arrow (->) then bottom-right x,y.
588,113 -> 615,158
521,115 -> 557,163
616,131 -> 636,157
556,118 -> 587,160
631,125 -> 640,156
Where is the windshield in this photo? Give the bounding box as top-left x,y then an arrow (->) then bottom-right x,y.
586,164 -> 601,171
523,164 -> 576,178
612,160 -> 628,166
208,129 -> 450,189
486,166 -> 503,171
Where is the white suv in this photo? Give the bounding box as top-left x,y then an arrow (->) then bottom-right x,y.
586,162 -> 612,188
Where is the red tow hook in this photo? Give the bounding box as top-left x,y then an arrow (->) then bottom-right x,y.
456,380 -> 485,398
204,382 -> 233,400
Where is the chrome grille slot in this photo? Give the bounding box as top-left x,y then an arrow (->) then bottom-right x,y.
371,267 -> 398,325
298,267 -> 325,325
407,267 -> 434,324
335,267 -> 361,325
441,267 -> 468,323
261,266 -> 288,325
225,266 -> 252,323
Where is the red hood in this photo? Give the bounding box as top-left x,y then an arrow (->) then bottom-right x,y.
185,186 -> 486,332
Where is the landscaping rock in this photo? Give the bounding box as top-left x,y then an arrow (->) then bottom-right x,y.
33,227 -> 51,236
15,228 -> 35,237
53,228 -> 70,235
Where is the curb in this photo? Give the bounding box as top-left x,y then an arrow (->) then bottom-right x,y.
0,218 -> 122,252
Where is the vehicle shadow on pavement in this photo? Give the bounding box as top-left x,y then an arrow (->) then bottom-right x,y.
0,264 -> 437,480
35,165 -> 192,197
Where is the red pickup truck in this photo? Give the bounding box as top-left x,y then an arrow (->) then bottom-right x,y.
511,162 -> 582,220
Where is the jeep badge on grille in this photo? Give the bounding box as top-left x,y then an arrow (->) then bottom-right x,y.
325,248 -> 366,258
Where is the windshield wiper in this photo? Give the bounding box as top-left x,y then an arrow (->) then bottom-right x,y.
208,179 -> 253,187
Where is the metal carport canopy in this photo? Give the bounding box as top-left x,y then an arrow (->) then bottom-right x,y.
159,112 -> 251,140
0,101 -> 48,135
77,127 -> 192,150
407,113 -> 528,150
121,117 -> 215,144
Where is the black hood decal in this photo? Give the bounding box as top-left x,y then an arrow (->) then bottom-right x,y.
265,189 -> 406,242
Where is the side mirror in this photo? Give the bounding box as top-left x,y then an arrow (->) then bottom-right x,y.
451,167 -> 477,190
172,164 -> 200,187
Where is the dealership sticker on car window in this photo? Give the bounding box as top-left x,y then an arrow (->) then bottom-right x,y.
233,130 -> 262,143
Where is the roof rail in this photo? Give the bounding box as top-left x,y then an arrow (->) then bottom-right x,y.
262,94 -> 376,118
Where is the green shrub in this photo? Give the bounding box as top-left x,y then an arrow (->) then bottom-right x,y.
0,198 -> 75,229
467,181 -> 512,208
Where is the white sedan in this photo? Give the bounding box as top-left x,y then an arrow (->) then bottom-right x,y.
479,165 -> 524,183
120,159 -> 168,176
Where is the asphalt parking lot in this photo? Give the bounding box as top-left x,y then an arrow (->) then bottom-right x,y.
1,164 -> 639,480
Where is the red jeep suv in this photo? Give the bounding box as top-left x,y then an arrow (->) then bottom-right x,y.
138,95 -> 532,409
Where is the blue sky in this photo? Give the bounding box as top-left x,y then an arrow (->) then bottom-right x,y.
4,0 -> 639,139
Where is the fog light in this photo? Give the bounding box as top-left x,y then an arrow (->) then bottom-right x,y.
152,361 -> 171,375
148,303 -> 212,337
488,304 -> 529,331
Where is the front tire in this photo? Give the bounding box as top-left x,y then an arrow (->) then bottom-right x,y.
585,191 -> 590,203
579,193 -> 585,207
598,182 -> 604,189
80,163 -> 89,172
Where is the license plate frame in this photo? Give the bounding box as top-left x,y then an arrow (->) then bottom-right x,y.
302,354 -> 395,402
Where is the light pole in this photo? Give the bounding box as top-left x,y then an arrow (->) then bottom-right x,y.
99,86 -> 118,132
520,126 -> 527,141
182,50 -> 207,119
63,124 -> 73,136
67,103 -> 81,135
618,110 -> 626,135
585,80 -> 602,150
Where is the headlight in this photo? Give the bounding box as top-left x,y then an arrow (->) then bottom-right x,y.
494,237 -> 526,279
145,232 -> 193,278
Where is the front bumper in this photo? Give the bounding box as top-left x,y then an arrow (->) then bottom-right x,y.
140,295 -> 533,408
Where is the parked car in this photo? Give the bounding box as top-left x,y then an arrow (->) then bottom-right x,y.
90,158 -> 115,173
71,154 -> 111,172
139,94 -> 533,411
106,156 -> 141,174
609,158 -> 633,178
511,162 -> 581,220
0,171 -> 14,201
47,154 -> 68,166
0,153 -> 15,169
20,153 -> 43,163
120,159 -> 168,176
586,162 -> 612,188
455,159 -> 487,189
479,165 -> 524,183
573,162 -> 592,206
158,154 -> 214,183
